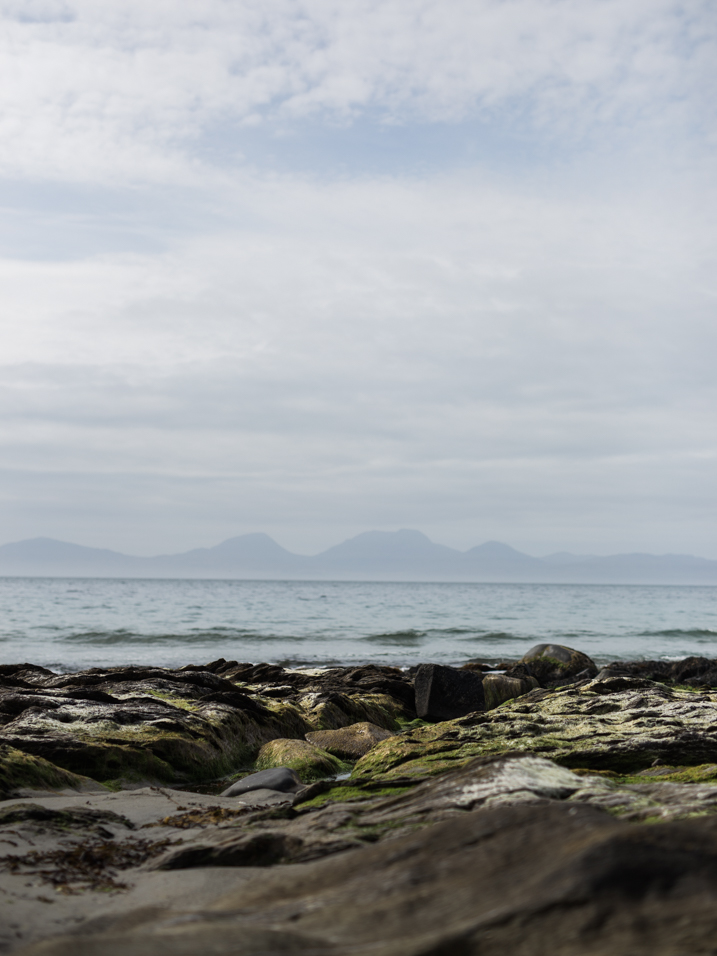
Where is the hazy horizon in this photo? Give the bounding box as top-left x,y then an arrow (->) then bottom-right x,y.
4,527 -> 717,563
2,2 -> 715,559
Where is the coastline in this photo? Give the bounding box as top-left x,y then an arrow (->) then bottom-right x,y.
3,647 -> 717,954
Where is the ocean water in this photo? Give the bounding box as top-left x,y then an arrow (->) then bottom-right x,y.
1,577 -> 716,673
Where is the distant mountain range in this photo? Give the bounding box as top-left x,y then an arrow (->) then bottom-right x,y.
1,530 -> 716,584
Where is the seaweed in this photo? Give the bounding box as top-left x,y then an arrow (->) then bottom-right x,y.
0,837 -> 172,893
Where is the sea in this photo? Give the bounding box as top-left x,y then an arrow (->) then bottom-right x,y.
1,577 -> 717,673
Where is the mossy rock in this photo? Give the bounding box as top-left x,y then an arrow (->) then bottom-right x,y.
517,643 -> 597,685
352,678 -> 717,779
301,692 -> 403,731
255,739 -> 347,782
306,722 -> 396,760
0,744 -> 103,796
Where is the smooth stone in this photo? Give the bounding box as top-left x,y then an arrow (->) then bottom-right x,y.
221,767 -> 303,798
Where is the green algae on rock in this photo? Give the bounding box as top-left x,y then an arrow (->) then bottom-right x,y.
255,738 -> 346,781
149,753 -> 717,875
0,744 -> 104,797
352,676 -> 717,779
515,642 -> 598,685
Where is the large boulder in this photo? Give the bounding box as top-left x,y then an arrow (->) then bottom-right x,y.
514,643 -> 597,686
414,664 -> 485,720
306,722 -> 395,761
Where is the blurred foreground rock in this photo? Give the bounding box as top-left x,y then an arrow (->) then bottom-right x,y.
6,753 -> 717,955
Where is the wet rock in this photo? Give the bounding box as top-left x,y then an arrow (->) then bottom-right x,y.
414,663 -> 485,720
255,738 -> 345,781
513,643 -> 597,686
0,802 -> 134,834
354,676 -> 717,778
305,722 -> 395,760
221,767 -> 304,797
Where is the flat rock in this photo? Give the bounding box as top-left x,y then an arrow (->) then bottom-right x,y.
0,662 -> 414,792
596,655 -> 717,688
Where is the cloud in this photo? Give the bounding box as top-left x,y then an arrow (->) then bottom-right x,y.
0,0 -> 714,555
1,164 -> 715,552
0,0 -> 712,183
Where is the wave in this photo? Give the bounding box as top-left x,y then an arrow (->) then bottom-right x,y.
455,631 -> 528,642
59,629 -> 318,645
637,629 -> 717,639
364,630 -> 427,646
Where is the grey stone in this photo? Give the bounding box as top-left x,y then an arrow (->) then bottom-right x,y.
221,767 -> 303,797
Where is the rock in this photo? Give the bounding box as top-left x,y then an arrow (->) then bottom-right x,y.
220,767 -> 304,797
414,663 -> 485,720
0,743 -> 104,797
305,722 -> 395,760
225,662 -> 414,727
255,739 -> 345,781
0,662 -> 415,791
18,799 -> 717,956
353,676 -> 717,778
481,673 -> 539,709
163,755 -> 717,870
596,656 -> 717,689
513,642 -> 597,685
153,830 -> 306,869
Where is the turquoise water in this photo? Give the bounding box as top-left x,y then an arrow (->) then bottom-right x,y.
1,577 -> 716,672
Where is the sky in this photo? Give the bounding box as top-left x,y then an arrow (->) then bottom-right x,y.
1,0 -> 716,558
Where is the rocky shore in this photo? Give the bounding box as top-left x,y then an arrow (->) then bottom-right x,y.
2,645 -> 717,954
